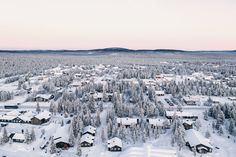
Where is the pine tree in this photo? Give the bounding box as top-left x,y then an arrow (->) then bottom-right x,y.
76,137 -> 82,156
49,137 -> 56,154
218,126 -> 224,135
194,119 -> 201,131
31,128 -> 36,142
69,128 -> 75,146
2,128 -> 9,143
228,118 -> 235,135
203,110 -> 209,121
205,130 -> 211,138
36,102 -> 41,113
24,129 -> 31,144
101,128 -> 106,143
95,111 -> 101,127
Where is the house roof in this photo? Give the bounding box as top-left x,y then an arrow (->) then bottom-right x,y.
116,117 -> 138,125
34,111 -> 51,120
107,137 -> 122,148
185,129 -> 212,148
166,111 -> 194,117
147,118 -> 169,126
36,94 -> 53,100
182,119 -> 194,125
5,110 -> 21,116
83,125 -> 96,134
18,111 -> 35,122
81,134 -> 94,144
0,115 -> 17,121
183,96 -> 200,102
54,125 -> 70,144
12,133 -> 25,140
155,91 -> 165,95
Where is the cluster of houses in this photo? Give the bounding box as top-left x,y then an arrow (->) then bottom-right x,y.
0,110 -> 51,125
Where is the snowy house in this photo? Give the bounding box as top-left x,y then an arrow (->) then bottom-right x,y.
54,125 -> 71,149
0,115 -> 18,123
82,125 -> 96,136
185,129 -> 213,154
81,134 -> 95,147
165,111 -> 198,121
146,118 -> 170,129
183,96 -> 200,106
12,133 -> 25,143
143,79 -> 156,87
155,90 -> 165,96
18,111 -> 36,123
93,92 -> 103,101
228,97 -> 236,101
182,119 -> 194,130
117,117 -> 139,127
31,111 -> 51,125
34,94 -> 54,102
74,73 -> 82,79
70,81 -> 82,88
107,137 -> 122,151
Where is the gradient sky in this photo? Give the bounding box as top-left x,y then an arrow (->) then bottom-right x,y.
0,0 -> 236,50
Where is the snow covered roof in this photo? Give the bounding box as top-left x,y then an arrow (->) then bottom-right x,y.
70,81 -> 82,87
83,125 -> 96,134
34,111 -> 51,120
12,133 -> 25,140
107,137 -> 122,148
5,110 -> 21,116
182,119 -> 194,125
81,134 -> 95,144
54,125 -> 70,143
93,92 -> 103,99
18,111 -> 35,122
0,115 -> 17,121
228,97 -> 236,101
185,129 -> 212,148
147,118 -> 169,126
155,90 -> 165,95
35,94 -> 53,100
119,144 -> 177,157
183,96 -> 200,102
117,117 -> 138,125
166,111 -> 195,118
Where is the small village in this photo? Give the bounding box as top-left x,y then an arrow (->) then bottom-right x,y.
0,63 -> 236,157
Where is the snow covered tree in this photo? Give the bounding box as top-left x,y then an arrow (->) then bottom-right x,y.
177,104 -> 182,112
205,130 -> 211,138
2,128 -> 9,143
203,110 -> 209,121
228,118 -> 235,135
95,111 -> 101,127
69,128 -> 75,146
218,126 -> 224,135
49,137 -> 56,154
31,128 -> 36,142
36,102 -> 41,114
24,129 -> 31,144
101,128 -> 106,143
194,119 -> 202,131
76,137 -> 82,156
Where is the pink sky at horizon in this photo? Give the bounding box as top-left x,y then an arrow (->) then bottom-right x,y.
0,0 -> 236,50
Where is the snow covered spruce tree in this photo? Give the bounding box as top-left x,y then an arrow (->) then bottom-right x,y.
49,137 -> 57,154
76,135 -> 82,156
2,127 -> 9,143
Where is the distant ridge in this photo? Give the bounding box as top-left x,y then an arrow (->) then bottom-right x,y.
0,47 -> 235,54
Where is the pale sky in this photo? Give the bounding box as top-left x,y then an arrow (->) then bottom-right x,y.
0,0 -> 235,50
